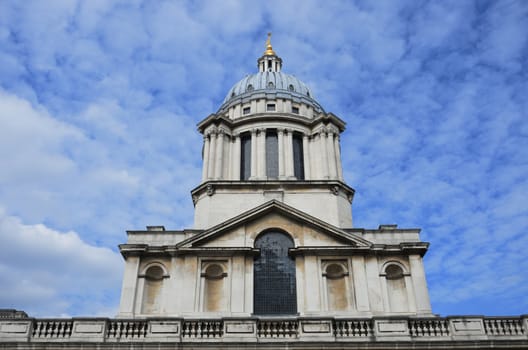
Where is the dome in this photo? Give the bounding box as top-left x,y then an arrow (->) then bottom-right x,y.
217,34 -> 325,114
223,71 -> 313,104
219,72 -> 325,113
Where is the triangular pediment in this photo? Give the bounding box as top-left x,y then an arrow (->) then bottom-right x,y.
177,200 -> 372,249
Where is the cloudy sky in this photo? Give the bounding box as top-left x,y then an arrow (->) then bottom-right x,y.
0,0 -> 526,318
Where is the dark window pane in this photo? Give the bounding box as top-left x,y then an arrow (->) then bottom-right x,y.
254,231 -> 297,315
240,134 -> 251,180
293,133 -> 304,180
266,131 -> 278,179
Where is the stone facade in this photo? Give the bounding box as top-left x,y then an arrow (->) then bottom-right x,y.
2,35 -> 527,349
117,35 -> 432,321
118,201 -> 431,319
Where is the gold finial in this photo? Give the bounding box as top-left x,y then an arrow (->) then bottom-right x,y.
264,32 -> 276,56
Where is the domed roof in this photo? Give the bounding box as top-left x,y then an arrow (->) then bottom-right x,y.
222,71 -> 314,104
218,33 -> 325,114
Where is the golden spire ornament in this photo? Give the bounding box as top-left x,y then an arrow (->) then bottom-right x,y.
264,32 -> 276,56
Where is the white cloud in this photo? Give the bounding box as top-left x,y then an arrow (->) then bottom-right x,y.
0,209 -> 122,317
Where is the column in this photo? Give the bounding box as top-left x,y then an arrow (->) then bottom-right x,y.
232,134 -> 241,180
258,128 -> 267,179
285,129 -> 294,178
214,131 -> 224,179
201,135 -> 210,181
207,130 -> 216,180
320,131 -> 329,179
302,135 -> 311,180
327,130 -> 337,179
250,129 -> 257,179
278,129 -> 285,179
409,255 -> 432,314
334,134 -> 344,180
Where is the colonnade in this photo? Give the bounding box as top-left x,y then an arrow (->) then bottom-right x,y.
201,126 -> 344,182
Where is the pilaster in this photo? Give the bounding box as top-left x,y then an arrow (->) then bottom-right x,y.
285,129 -> 294,179
249,129 -> 257,180
302,135 -> 311,180
351,256 -> 370,312
118,256 -> 140,317
278,128 -> 286,179
257,128 -> 266,179
409,254 -> 432,315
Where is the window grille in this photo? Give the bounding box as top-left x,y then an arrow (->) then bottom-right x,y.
254,231 -> 297,315
266,131 -> 278,179
292,133 -> 304,180
240,134 -> 251,180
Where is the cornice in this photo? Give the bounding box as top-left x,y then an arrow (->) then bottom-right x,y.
197,112 -> 346,133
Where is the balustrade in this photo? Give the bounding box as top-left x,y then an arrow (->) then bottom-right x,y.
409,318 -> 450,337
333,319 -> 372,337
484,318 -> 525,336
0,315 -> 527,345
257,320 -> 298,338
182,320 -> 223,338
107,320 -> 148,339
32,320 -> 72,338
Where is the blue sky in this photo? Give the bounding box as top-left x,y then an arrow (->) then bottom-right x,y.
0,0 -> 526,317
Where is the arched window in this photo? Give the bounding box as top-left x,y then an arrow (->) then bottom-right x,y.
240,133 -> 251,180
292,133 -> 304,180
323,262 -> 349,311
254,231 -> 297,315
384,264 -> 409,312
201,263 -> 227,312
266,130 -> 278,179
141,265 -> 166,314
